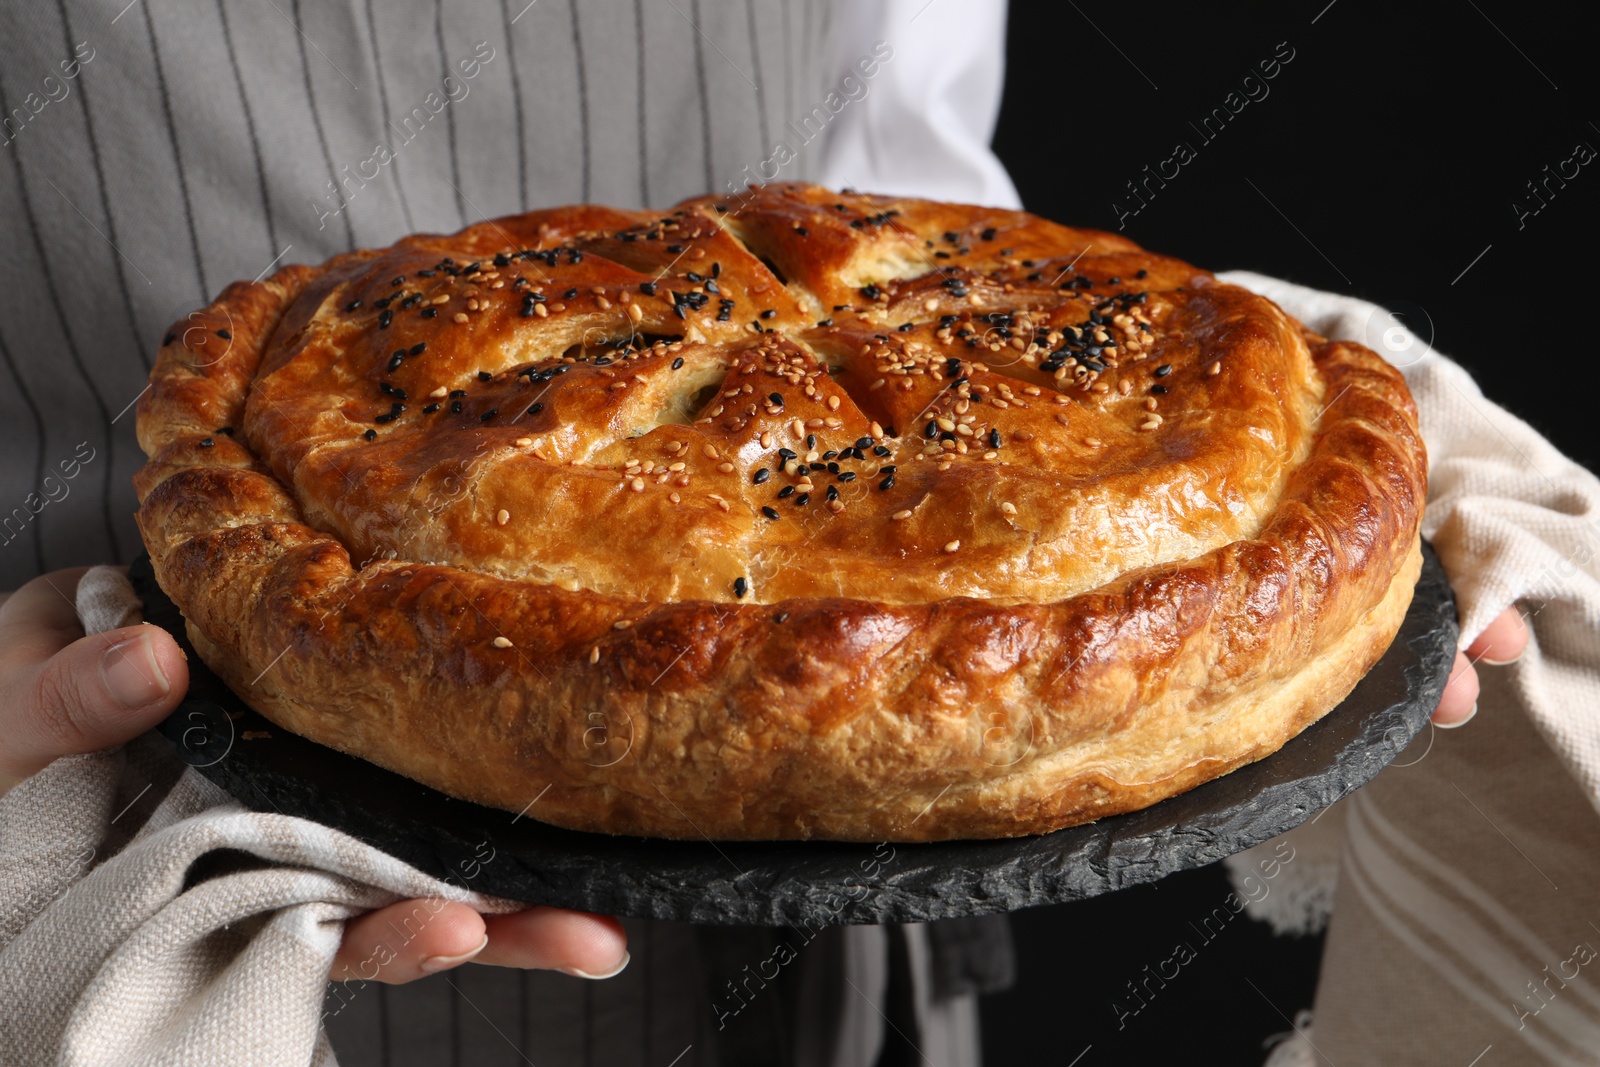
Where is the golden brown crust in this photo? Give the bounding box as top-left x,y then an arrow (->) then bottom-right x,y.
134,183 -> 1426,841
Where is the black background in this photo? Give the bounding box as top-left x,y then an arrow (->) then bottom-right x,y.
974,1 -> 1597,1062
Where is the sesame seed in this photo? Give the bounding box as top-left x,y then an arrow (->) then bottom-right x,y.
496,509 -> 510,525
1207,361 -> 1221,376
753,468 -> 770,484
944,540 -> 961,553
630,477 -> 645,491
492,636 -> 514,648
589,646 -> 600,664
734,576 -> 749,598
761,506 -> 780,520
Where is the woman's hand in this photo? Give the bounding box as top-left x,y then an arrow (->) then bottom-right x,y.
1432,606 -> 1529,727
0,567 -> 628,983
0,567 -> 189,784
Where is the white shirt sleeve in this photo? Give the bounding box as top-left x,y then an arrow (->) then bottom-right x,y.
812,0 -> 1022,209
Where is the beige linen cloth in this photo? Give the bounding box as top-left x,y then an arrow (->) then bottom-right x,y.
3,274 -> 1598,1064
1218,272 -> 1600,1066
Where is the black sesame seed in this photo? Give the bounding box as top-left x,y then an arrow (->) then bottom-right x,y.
423,403 -> 440,413
795,493 -> 810,506
345,300 -> 362,312
199,437 -> 214,448
734,577 -> 749,598
364,429 -> 377,440
671,356 -> 684,370
666,244 -> 685,253
527,402 -> 544,415
816,318 -> 832,327
837,472 -> 857,482
449,400 -> 463,414
988,428 -> 1001,448
878,474 -> 895,491
378,310 -> 393,329
762,506 -> 780,520
873,445 -> 891,457
1136,269 -> 1148,279
450,389 -> 467,398
753,468 -> 770,484
768,392 -> 784,406
795,226 -> 809,236
421,308 -> 437,319
826,484 -> 839,501
215,329 -> 231,340
777,485 -> 796,499
855,436 -> 872,449
773,610 -> 788,622
1151,385 -> 1168,395
1154,364 -> 1172,377
480,409 -> 498,422
760,309 -> 777,320
806,434 -> 817,450
925,421 -> 939,439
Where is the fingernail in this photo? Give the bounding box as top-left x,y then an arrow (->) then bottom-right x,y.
101,633 -> 170,708
1479,651 -> 1525,667
1436,702 -> 1478,730
560,950 -> 630,980
419,934 -> 488,974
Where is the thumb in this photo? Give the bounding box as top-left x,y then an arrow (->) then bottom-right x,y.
10,625 -> 190,776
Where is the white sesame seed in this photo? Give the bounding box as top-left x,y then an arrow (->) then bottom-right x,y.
493,636 -> 514,648
944,540 -> 961,553
589,646 -> 600,664
453,312 -> 469,324
1208,361 -> 1221,375
1000,502 -> 1017,515
613,620 -> 631,630
892,509 -> 913,521
630,477 -> 645,491
496,509 -> 510,525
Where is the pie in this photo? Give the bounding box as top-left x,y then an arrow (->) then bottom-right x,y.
133,182 -> 1426,842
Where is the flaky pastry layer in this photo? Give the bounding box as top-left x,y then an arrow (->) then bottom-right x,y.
134,184 -> 1426,840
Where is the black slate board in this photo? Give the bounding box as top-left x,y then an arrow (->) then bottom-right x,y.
134,545 -> 1456,926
